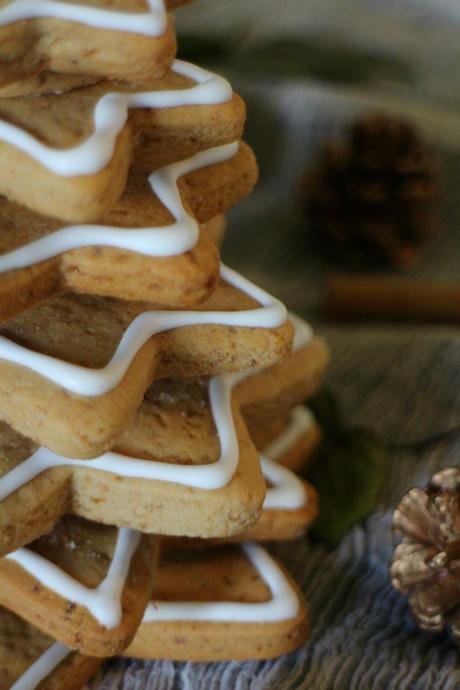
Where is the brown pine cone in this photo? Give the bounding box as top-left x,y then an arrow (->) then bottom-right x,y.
306,114 -> 440,268
391,468 -> 460,639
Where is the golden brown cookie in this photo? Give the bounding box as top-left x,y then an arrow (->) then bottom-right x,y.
240,331 -> 330,446
0,72 -> 100,98
205,214 -> 226,249
126,543 -> 309,661
0,516 -> 157,657
0,142 -> 257,322
0,606 -> 101,690
0,63 -> 245,221
0,1 -> 180,89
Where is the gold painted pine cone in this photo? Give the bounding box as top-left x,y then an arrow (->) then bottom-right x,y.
391,468 -> 460,638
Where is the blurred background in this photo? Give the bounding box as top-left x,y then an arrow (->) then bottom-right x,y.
175,0 -> 460,443
176,0 -> 460,307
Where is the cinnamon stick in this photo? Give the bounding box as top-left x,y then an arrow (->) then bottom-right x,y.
325,274 -> 460,322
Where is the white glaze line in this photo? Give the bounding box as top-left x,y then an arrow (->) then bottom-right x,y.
261,456 -> 307,510
6,528 -> 141,628
10,642 -> 71,690
263,406 -> 315,468
0,0 -> 167,37
143,542 -> 300,623
0,59 -> 232,176
289,312 -> 314,350
0,141 -> 238,272
0,377 -> 237,494
0,315 -> 312,498
0,263 -> 286,396
0,402 -> 306,498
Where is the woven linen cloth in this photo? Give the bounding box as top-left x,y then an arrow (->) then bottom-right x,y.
92,16 -> 460,686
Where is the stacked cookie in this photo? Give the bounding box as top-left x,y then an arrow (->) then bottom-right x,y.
0,1 -> 330,687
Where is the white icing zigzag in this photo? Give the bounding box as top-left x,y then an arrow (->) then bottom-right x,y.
0,60 -> 232,177
0,315 -> 312,496
0,60 -> 233,272
0,61 -> 266,399
0,263 -> 286,396
0,0 -> 168,37
0,339 -> 312,651
143,542 -> 300,623
8,542 -> 300,690
0,141 -> 238,273
2,449 -> 305,635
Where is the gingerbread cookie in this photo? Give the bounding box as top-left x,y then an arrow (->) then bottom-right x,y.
0,142 -> 256,322
0,72 -> 100,98
0,607 -> 101,690
206,214 -> 226,248
0,61 -> 245,222
126,543 -> 309,661
0,0 -> 182,90
0,517 -> 157,657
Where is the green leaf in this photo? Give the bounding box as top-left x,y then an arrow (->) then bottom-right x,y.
305,422 -> 386,547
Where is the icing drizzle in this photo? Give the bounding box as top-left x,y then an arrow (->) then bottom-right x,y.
0,60 -> 232,177
0,61 -> 233,270
6,527 -> 141,628
0,263 -> 286,396
10,642 -> 71,690
143,542 -> 300,623
0,141 -> 238,273
263,406 -> 315,471
261,455 -> 307,511
0,405 -> 307,498
0,0 -> 168,38
0,60 -> 233,273
0,316 -> 312,498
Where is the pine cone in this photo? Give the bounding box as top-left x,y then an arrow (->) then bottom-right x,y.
306,114 -> 440,267
391,468 -> 460,639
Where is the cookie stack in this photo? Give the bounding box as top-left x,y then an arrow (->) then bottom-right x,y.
0,2 -> 330,687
